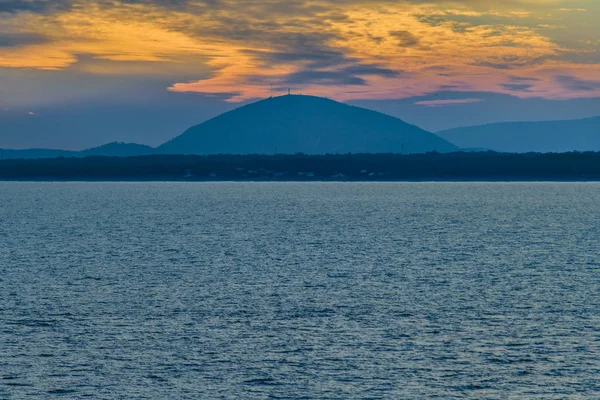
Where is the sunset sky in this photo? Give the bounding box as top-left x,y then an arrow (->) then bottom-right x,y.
2,0 -> 600,149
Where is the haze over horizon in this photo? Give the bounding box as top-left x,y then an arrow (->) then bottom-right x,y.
2,0 -> 600,149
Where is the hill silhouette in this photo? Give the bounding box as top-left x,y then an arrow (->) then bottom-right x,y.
437,116 -> 600,153
0,148 -> 74,160
80,142 -> 155,157
0,142 -> 155,160
158,95 -> 457,155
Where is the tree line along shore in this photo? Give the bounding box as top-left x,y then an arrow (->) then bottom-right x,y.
1,152 -> 600,181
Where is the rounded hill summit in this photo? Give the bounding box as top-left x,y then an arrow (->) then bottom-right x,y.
158,95 -> 457,155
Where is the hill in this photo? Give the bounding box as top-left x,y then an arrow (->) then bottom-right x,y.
158,95 -> 457,155
80,142 -> 155,157
437,116 -> 600,153
0,142 -> 155,160
0,148 -> 76,160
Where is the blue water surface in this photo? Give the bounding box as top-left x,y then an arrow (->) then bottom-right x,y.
1,182 -> 599,399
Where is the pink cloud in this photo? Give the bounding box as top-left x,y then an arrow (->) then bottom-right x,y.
414,98 -> 483,107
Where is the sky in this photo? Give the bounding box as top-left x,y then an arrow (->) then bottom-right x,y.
1,0 -> 600,149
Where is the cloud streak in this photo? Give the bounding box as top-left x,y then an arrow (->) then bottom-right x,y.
415,98 -> 483,107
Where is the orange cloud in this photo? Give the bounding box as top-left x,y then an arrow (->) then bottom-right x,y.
1,0 -> 599,100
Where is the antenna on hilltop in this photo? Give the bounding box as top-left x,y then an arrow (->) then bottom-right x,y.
288,88 -> 291,96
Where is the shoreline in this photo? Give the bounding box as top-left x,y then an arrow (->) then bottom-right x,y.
3,152 -> 600,183
2,178 -> 600,183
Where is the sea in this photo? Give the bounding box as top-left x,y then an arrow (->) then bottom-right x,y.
1,182 -> 599,399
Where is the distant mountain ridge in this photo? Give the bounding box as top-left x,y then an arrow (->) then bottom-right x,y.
11,96 -> 600,158
437,116 -> 600,153
157,95 -> 457,155
0,142 -> 155,160
81,142 -> 155,157
5,106 -> 600,158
